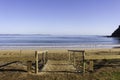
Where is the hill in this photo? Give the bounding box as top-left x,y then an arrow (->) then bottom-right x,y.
111,25 -> 120,37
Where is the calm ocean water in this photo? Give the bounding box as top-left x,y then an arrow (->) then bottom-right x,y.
0,34 -> 120,49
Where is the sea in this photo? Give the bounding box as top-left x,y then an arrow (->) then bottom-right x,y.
0,34 -> 120,49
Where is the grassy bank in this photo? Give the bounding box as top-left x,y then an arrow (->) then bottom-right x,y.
0,48 -> 119,80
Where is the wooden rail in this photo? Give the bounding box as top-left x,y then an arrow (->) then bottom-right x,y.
84,54 -> 120,73
0,50 -> 48,74
68,50 -> 85,74
68,49 -> 120,75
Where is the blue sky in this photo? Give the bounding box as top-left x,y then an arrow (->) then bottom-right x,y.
0,0 -> 120,35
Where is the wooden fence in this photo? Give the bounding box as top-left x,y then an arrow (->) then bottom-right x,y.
0,50 -> 48,74
0,49 -> 120,74
68,49 -> 120,74
35,50 -> 48,74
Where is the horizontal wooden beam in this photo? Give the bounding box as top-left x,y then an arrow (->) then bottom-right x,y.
68,50 -> 85,53
37,50 -> 48,54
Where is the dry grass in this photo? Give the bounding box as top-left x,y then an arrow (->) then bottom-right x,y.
0,48 -> 119,80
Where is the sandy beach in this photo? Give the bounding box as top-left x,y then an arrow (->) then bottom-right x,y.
1,0 -> 120,79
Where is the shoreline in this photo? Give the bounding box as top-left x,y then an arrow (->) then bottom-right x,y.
0,44 -> 120,50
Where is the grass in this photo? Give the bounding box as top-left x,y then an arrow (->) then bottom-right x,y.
111,72 -> 120,80
0,49 -> 120,80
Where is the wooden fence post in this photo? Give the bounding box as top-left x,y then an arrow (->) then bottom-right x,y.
44,51 -> 48,64
69,51 -> 71,61
27,61 -> 32,73
35,51 -> 38,74
83,51 -> 86,75
42,53 -> 44,64
89,60 -> 94,72
43,52 -> 46,64
74,56 -> 76,67
46,51 -> 48,62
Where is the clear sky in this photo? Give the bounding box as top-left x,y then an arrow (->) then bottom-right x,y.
0,0 -> 120,35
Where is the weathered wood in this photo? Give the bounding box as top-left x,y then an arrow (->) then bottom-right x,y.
37,50 -> 48,54
45,51 -> 48,62
68,49 -> 120,74
73,52 -> 75,64
27,61 -> 32,73
43,53 -> 46,64
37,50 -> 48,64
68,50 -> 86,74
68,51 -> 71,61
82,51 -> 86,74
85,55 -> 120,60
35,51 -> 38,74
44,51 -> 48,64
68,50 -> 85,52
89,60 -> 94,71
41,53 -> 44,64
0,50 -> 48,74
68,50 -> 85,61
